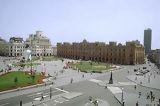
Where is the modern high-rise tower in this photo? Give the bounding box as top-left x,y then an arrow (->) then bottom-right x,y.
144,28 -> 152,54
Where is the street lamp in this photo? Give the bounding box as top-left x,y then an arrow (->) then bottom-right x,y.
121,88 -> 124,103
49,85 -> 52,99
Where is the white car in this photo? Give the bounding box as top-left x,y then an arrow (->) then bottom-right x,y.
136,72 -> 143,75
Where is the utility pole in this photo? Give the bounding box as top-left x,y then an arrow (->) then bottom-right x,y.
50,87 -> 52,99
30,38 -> 33,74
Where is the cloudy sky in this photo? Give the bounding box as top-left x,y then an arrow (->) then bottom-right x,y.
0,0 -> 159,49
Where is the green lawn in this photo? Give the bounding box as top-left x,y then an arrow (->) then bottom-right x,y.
72,61 -> 112,73
0,71 -> 43,91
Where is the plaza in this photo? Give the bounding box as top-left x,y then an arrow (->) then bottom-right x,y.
0,55 -> 160,106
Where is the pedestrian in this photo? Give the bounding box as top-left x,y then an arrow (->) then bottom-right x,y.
152,96 -> 155,101
135,76 -> 137,80
136,101 -> 139,106
82,74 -> 84,78
148,77 -> 150,83
70,78 -> 73,83
41,94 -> 44,101
20,100 -> 22,106
134,85 -> 137,90
146,93 -> 150,99
140,81 -> 142,84
105,84 -> 107,89
122,102 -> 125,106
138,92 -> 141,98
32,101 -> 34,106
89,96 -> 92,101
150,91 -> 153,98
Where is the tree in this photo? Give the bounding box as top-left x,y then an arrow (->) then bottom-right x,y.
19,63 -> 25,69
14,77 -> 18,85
31,75 -> 35,83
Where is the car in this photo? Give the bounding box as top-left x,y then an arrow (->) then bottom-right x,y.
136,72 -> 143,75
139,70 -> 149,74
143,67 -> 147,69
134,69 -> 138,72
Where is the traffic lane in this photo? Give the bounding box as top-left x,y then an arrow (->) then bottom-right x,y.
58,80 -> 121,106
0,88 -> 63,106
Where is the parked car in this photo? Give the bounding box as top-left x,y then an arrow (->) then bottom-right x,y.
136,72 -> 143,75
143,67 -> 147,69
134,69 -> 138,72
139,70 -> 149,74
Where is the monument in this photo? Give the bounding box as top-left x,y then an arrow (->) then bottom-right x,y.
109,71 -> 113,84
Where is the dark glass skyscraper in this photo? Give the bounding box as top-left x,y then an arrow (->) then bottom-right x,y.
144,28 -> 152,54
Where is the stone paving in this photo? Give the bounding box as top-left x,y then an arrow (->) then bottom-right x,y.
83,99 -> 110,106
1,56 -> 160,106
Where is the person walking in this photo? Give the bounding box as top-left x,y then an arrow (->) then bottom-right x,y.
138,92 -> 141,98
134,85 -> 137,90
82,74 -> 84,78
70,78 -> 73,83
20,100 -> 22,106
32,102 -> 34,106
136,101 -> 139,106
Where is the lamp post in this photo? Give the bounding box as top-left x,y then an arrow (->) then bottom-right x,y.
30,38 -> 33,74
121,88 -> 124,106
49,85 -> 52,99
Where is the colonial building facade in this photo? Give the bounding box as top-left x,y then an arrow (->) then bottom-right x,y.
57,40 -> 145,65
25,31 -> 53,56
9,37 -> 24,57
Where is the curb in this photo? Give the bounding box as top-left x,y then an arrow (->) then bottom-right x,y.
0,82 -> 53,95
126,76 -> 160,91
114,96 -> 123,105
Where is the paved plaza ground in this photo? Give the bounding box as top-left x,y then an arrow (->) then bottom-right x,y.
0,56 -> 160,106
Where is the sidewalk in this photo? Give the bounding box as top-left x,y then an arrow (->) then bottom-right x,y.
127,74 -> 160,90
108,86 -> 159,106
83,99 -> 110,106
23,92 -> 83,106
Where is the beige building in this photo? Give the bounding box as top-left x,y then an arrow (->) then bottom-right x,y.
52,47 -> 57,56
57,40 -> 145,65
9,37 -> 24,57
0,37 -> 9,56
25,31 -> 53,56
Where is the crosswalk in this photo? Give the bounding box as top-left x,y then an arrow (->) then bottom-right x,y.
118,82 -> 137,86
28,88 -> 82,106
89,79 -> 103,83
89,78 -> 137,86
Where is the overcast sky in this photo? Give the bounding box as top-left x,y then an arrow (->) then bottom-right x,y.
0,0 -> 159,49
